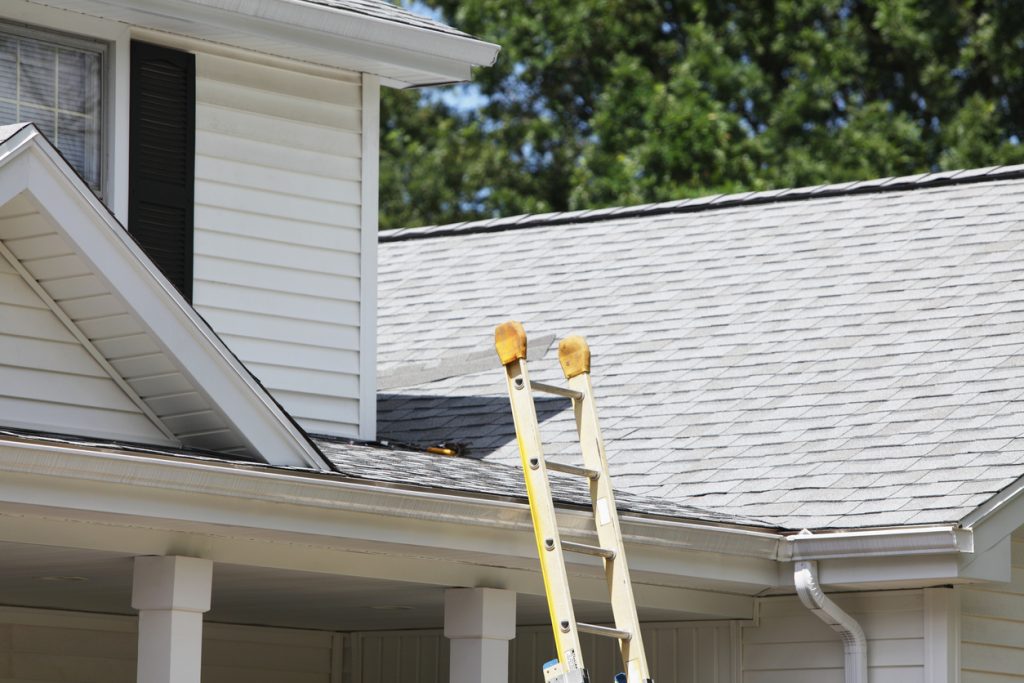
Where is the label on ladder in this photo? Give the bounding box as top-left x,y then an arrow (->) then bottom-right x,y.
596,498 -> 612,526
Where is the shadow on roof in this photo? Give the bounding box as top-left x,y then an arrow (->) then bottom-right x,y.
377,392 -> 568,458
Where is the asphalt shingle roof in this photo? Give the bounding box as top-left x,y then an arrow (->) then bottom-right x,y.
316,437 -> 766,527
376,167 -> 1024,531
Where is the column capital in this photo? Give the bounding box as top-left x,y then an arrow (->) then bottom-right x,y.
131,556 -> 213,613
444,587 -> 516,641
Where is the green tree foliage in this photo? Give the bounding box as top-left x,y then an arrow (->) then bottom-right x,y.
380,0 -> 1024,229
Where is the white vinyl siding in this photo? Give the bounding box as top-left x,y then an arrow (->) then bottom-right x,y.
0,221 -> 164,443
192,53 -> 364,437
961,537 -> 1024,681
741,590 -> 925,683
350,623 -> 735,683
512,623 -> 736,683
352,630 -> 449,683
0,607 -> 335,683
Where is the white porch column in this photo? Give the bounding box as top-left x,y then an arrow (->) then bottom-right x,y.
131,556 -> 213,683
445,587 -> 516,683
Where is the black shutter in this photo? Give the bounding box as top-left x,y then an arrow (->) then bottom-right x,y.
128,41 -> 195,301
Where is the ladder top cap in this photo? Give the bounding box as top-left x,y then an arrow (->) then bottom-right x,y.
559,336 -> 591,379
495,320 -> 528,365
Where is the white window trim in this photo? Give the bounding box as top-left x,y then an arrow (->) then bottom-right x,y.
0,1 -> 129,222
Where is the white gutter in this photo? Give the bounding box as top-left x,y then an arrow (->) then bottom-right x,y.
0,430 -> 980,565
0,437 -> 780,558
783,525 -> 972,560
794,558 -> 868,683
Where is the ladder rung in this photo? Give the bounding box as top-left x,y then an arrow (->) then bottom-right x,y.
545,461 -> 600,479
530,381 -> 583,400
576,622 -> 632,641
561,540 -> 616,559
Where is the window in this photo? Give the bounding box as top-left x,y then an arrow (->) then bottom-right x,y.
0,23 -> 104,192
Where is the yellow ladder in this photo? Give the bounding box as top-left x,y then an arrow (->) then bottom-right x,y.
495,321 -> 653,683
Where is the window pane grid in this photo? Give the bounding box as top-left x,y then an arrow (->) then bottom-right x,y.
0,26 -> 103,191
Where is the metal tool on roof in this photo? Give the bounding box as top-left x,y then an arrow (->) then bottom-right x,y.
495,321 -> 653,683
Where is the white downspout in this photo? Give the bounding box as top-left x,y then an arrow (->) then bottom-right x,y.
794,559 -> 868,683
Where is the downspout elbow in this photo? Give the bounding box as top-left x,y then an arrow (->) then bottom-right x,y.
794,559 -> 868,683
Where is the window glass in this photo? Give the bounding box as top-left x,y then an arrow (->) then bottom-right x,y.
0,26 -> 103,192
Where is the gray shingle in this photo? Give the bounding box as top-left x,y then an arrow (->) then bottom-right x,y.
376,173 -> 1024,530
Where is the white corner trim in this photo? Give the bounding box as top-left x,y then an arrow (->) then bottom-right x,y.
923,587 -> 961,683
0,125 -> 328,470
358,73 -> 380,442
0,240 -> 176,443
794,559 -> 868,683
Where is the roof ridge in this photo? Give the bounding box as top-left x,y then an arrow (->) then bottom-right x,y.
381,164 -> 1024,243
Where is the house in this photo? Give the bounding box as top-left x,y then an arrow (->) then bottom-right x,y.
0,3 -> 1021,683
376,170 -> 1024,682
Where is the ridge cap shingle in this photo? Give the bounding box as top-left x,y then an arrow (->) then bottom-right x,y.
381,165 -> 1024,243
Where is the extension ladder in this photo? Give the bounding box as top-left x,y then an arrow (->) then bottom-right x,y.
494,321 -> 653,683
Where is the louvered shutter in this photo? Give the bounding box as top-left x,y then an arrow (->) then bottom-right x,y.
128,41 -> 195,301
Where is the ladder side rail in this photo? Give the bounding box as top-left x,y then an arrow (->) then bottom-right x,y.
560,337 -> 653,683
496,323 -> 587,675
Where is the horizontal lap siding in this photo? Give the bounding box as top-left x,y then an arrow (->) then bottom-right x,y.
192,54 -> 364,437
352,623 -> 734,683
512,623 -> 735,683
962,538 -> 1024,682
0,243 -> 165,443
0,608 -> 334,683
742,590 -> 925,683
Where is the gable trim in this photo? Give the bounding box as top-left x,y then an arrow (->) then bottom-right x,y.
0,123 -> 328,470
0,240 -> 176,443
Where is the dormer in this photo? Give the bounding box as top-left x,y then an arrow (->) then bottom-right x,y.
0,1 -> 497,451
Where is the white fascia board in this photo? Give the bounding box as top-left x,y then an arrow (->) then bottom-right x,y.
0,437 -> 769,611
29,0 -> 500,86
0,436 -> 779,563
0,434 -> 1004,595
0,125 -> 328,470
